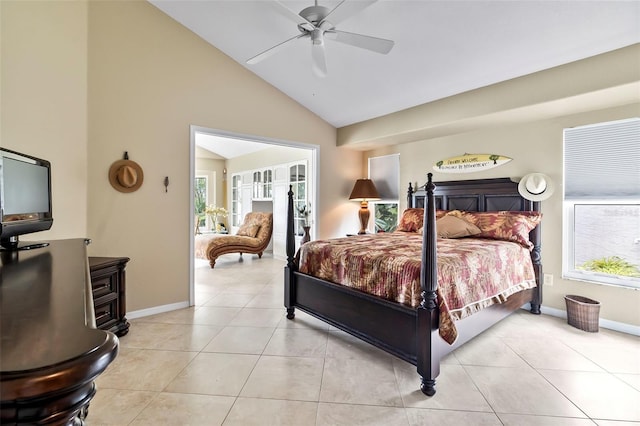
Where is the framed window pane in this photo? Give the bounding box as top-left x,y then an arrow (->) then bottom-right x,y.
563,118 -> 640,289
569,203 -> 640,286
194,176 -> 207,228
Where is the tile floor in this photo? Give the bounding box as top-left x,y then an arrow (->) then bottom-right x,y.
88,254 -> 640,425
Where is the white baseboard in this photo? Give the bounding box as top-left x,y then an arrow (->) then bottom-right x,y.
127,301 -> 190,320
524,303 -> 640,336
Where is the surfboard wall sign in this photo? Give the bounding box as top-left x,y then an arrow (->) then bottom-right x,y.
433,154 -> 512,173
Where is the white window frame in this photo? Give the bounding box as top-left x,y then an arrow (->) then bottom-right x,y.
368,154 -> 400,233
562,118 -> 640,289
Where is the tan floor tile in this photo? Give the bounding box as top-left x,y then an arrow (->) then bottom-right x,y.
192,306 -> 242,326
263,328 -> 329,357
503,337 -> 604,372
228,307 -> 284,327
497,413 -> 598,425
540,369 -> 640,421
204,293 -> 256,307
317,402 -> 409,426
464,365 -> 586,417
86,388 -> 156,425
564,341 -> 640,374
223,397 -> 318,426
240,355 -> 324,401
594,420 -> 640,426
245,292 -> 283,308
395,361 -> 492,411
165,352 -> 259,396
119,322 -> 222,351
129,392 -> 235,426
139,307 -> 201,324
95,348 -> 197,391
202,326 -> 275,354
615,373 -> 640,392
453,336 -> 529,367
406,408 -> 502,426
320,357 -> 403,407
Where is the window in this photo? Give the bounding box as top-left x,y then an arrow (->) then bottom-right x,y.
290,162 -> 307,236
563,118 -> 640,288
231,174 -> 241,227
194,176 -> 208,229
369,154 -> 400,232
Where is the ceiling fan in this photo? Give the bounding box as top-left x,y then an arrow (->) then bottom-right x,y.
246,0 -> 394,77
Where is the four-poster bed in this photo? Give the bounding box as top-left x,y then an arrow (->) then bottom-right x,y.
284,174 -> 542,396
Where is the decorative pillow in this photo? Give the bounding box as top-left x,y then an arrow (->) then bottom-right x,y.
445,210 -> 542,249
236,223 -> 260,238
396,208 -> 448,233
435,215 -> 482,239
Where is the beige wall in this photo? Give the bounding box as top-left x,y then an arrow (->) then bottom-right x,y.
364,102 -> 640,327
1,0 -> 88,240
85,0 -> 358,311
2,0 -> 361,313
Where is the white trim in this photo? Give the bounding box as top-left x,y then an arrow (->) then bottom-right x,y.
523,304 -> 640,336
127,301 -> 190,320
189,125 -> 320,308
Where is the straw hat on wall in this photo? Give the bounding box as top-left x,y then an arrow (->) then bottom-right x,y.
109,153 -> 144,193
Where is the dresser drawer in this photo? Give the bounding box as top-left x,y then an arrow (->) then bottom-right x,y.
94,298 -> 118,329
91,273 -> 116,298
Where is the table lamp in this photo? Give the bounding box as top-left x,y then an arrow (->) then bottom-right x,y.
349,179 -> 380,234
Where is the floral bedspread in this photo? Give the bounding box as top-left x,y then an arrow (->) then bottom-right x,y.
298,232 -> 536,344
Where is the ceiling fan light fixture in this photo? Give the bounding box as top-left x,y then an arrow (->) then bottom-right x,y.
246,0 -> 394,76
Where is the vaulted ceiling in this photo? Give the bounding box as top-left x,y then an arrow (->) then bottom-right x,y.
151,0 -> 639,130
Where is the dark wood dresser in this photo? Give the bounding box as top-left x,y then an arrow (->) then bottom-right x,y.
89,256 -> 130,337
0,239 -> 119,425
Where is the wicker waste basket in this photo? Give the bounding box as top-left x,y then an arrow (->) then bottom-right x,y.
565,295 -> 600,332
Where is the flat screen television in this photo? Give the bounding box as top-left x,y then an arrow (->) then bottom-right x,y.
0,147 -> 53,251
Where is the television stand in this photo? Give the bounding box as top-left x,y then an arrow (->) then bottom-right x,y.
0,236 -> 49,251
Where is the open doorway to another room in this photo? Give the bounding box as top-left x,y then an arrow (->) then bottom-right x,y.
188,126 -> 319,306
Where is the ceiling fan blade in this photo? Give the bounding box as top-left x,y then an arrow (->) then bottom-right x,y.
246,33 -> 308,65
273,0 -> 314,29
311,42 -> 327,77
327,29 -> 394,54
322,0 -> 377,26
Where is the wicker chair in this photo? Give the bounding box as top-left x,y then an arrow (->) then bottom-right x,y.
195,212 -> 273,269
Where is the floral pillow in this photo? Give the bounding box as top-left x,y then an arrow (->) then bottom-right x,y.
444,210 -> 542,250
396,208 -> 448,233
236,223 -> 260,238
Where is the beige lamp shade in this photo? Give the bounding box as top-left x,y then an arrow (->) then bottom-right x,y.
349,179 -> 380,234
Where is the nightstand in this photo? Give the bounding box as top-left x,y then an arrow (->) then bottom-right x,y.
88,257 -> 130,337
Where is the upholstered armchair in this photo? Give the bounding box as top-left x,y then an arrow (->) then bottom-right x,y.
195,212 -> 273,269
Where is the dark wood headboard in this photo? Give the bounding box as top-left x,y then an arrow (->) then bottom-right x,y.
408,177 -> 542,307
409,178 -> 538,213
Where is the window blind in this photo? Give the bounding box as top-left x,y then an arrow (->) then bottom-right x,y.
564,118 -> 640,199
369,154 -> 400,200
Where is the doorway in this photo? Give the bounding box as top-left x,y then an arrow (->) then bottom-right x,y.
189,125 -> 319,306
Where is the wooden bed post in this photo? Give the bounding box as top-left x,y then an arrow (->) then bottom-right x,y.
284,185 -> 296,319
407,182 -> 414,207
530,201 -> 543,314
416,173 -> 439,396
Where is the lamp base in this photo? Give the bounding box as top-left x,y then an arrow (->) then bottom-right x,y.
358,201 -> 370,235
